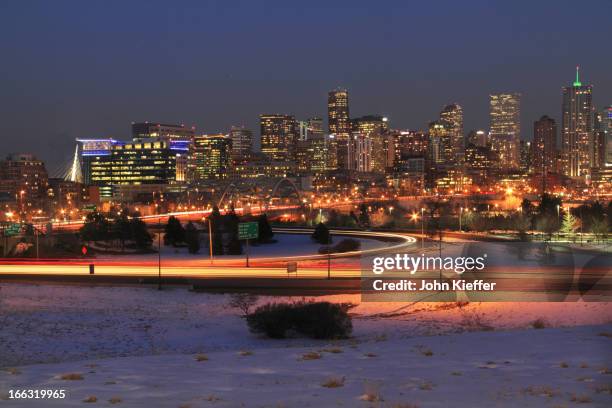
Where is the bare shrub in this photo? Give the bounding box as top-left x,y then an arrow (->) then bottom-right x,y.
321,376 -> 345,388
532,318 -> 547,329
228,293 -> 259,317
195,353 -> 209,362
83,396 -> 98,403
300,352 -> 322,361
60,373 -> 84,380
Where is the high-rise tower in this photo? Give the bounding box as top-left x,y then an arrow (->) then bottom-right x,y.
489,93 -> 521,170
561,66 -> 594,180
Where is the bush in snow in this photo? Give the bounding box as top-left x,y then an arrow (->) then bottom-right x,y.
246,301 -> 352,339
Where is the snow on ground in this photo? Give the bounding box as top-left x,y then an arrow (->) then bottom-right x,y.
102,232 -> 391,263
1,283 -> 611,407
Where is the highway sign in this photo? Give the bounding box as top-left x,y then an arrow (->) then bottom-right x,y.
4,223 -> 21,237
238,222 -> 258,240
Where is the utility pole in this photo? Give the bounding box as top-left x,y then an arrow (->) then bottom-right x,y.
421,207 -> 425,249
208,217 -> 213,265
158,215 -> 162,291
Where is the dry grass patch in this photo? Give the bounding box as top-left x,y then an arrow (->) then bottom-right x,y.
195,354 -> 209,362
597,332 -> 612,338
364,352 -> 377,358
598,366 -> 611,374
420,348 -> 434,357
4,368 -> 21,375
523,385 -> 558,398
83,396 -> 98,403
451,371 -> 462,376
321,376 -> 345,388
108,396 -> 122,404
594,384 -> 612,394
559,362 -> 569,368
299,352 -> 322,361
580,363 -> 589,368
569,393 -> 592,403
390,404 -> 419,408
321,347 -> 343,354
359,382 -> 383,402
238,350 -> 253,356
205,394 -> 221,402
60,373 -> 84,380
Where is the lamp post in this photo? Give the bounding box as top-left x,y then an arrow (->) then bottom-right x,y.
459,207 -> 463,232
421,207 -> 425,249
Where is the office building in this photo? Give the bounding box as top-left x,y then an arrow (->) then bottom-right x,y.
561,67 -> 594,179
439,103 -> 464,164
490,93 -> 521,170
229,126 -> 253,164
328,89 -> 350,169
260,114 -> 298,162
532,115 -> 557,179
192,134 -> 232,180
351,115 -> 389,173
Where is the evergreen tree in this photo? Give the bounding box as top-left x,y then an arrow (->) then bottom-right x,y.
560,211 -> 578,239
311,222 -> 332,244
164,216 -> 185,246
257,213 -> 274,243
80,211 -> 110,242
130,217 -> 152,250
225,209 -> 242,255
358,203 -> 370,228
209,206 -> 224,255
185,221 -> 200,254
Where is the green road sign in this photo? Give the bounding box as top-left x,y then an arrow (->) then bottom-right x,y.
4,223 -> 21,236
238,222 -> 258,240
82,204 -> 97,211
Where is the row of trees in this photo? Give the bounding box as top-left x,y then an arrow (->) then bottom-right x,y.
80,211 -> 152,250
164,208 -> 275,255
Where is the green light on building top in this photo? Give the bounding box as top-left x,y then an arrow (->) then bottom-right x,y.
573,65 -> 582,87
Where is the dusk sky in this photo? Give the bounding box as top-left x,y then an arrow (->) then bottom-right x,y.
1,0 -> 610,173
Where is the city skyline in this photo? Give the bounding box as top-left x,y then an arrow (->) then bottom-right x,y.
0,1 -> 610,171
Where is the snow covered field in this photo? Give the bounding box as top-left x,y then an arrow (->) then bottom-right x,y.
1,283 -> 611,407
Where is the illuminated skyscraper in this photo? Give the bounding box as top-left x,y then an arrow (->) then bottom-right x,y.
599,106 -> 612,167
192,134 -> 232,180
328,89 -> 350,169
347,132 -> 372,172
428,120 -> 450,166
439,103 -> 464,164
260,114 -> 298,162
533,115 -> 557,181
489,93 -> 521,170
351,115 -> 389,173
561,67 -> 594,179
229,126 -> 253,164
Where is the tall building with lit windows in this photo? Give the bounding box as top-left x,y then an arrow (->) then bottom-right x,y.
439,103 -> 464,165
192,134 -> 232,180
489,93 -> 521,170
533,115 -> 557,180
0,153 -> 49,204
561,67 -> 594,180
78,138 -> 189,199
328,89 -> 350,169
260,114 -> 298,162
351,115 -> 389,173
228,126 -> 253,164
